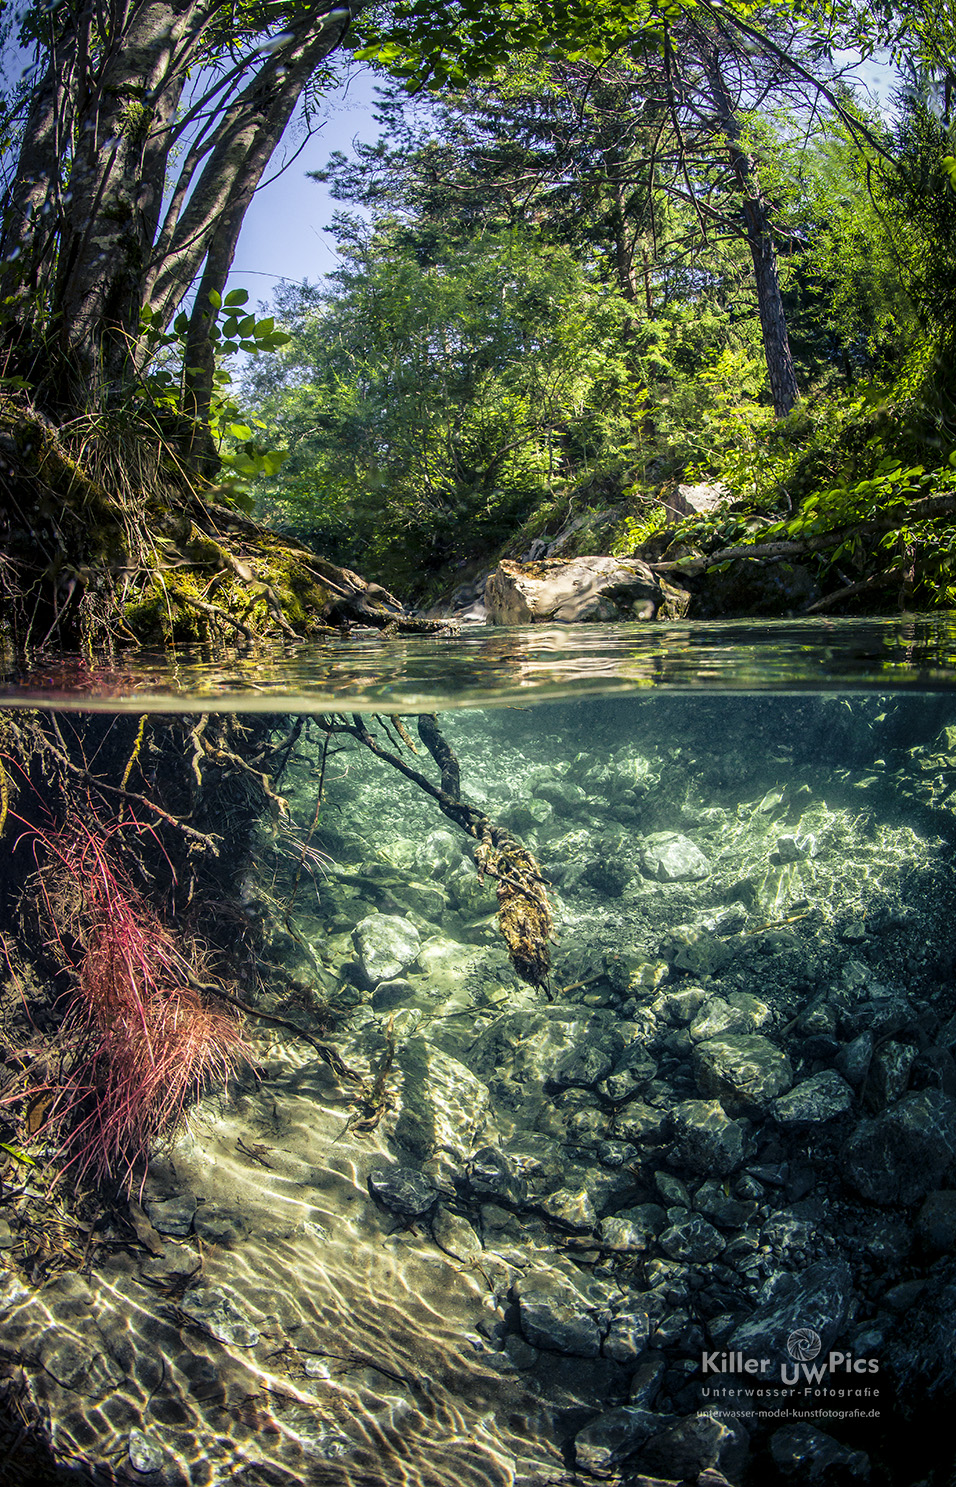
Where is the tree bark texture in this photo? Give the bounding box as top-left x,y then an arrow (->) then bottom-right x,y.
697,39 -> 800,418
0,1 -> 358,406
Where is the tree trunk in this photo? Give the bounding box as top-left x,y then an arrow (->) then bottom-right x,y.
698,40 -> 800,417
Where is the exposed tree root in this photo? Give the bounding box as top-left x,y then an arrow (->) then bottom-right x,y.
0,399 -> 450,648
329,712 -> 554,990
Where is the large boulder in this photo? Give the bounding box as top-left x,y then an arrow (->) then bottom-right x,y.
841,1090 -> 956,1205
484,556 -> 663,624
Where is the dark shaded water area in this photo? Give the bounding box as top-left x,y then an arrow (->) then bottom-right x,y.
4,629 -> 956,1486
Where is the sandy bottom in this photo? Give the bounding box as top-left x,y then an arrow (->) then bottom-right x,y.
1,1037 -> 566,1487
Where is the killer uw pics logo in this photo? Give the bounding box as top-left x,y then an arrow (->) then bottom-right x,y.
701,1326 -> 880,1385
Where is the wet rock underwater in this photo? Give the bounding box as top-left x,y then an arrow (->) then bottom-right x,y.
5,693 -> 956,1487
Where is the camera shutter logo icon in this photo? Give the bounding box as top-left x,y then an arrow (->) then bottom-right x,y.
787,1327 -> 822,1361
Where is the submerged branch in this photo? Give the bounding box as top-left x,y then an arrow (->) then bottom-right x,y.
331,714 -> 553,990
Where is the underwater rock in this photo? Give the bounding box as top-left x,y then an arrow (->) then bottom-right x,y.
841,1091 -> 956,1204
368,1165 -> 439,1219
414,828 -> 464,879
770,1424 -> 870,1481
352,913 -> 421,986
693,1178 -> 758,1229
532,777 -> 588,816
773,831 -> 818,863
432,1206 -> 482,1262
868,1040 -> 917,1107
550,1041 -> 619,1090
573,1406 -> 661,1476
539,1186 -> 597,1231
914,1190 -> 956,1254
667,927 -> 733,977
603,1308 -> 651,1363
485,555 -> 663,624
127,1429 -> 166,1475
605,949 -> 669,997
583,856 -> 634,896
467,1145 -> 529,1206
639,833 -> 711,882
599,1205 -> 667,1251
393,1038 -> 491,1161
614,1102 -> 670,1144
659,1213 -> 726,1263
638,1410 -> 749,1481
773,1071 -> 855,1127
145,1193 -> 197,1237
835,1031 -> 874,1087
727,1260 -> 853,1381
693,1034 -> 793,1114
669,1099 -> 750,1175
513,1267 -> 603,1356
883,1257 -> 956,1407
689,994 -> 771,1043
179,1286 -> 260,1348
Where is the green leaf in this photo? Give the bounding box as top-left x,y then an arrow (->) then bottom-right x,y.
208,289 -> 222,310
229,423 -> 253,440
0,1140 -> 36,1166
224,288 -> 249,307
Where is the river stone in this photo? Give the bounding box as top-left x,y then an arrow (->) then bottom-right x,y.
514,1268 -> 602,1356
368,1166 -> 438,1219
836,1031 -> 874,1086
485,556 -> 663,624
727,1260 -> 853,1378
599,1207 -> 664,1251
770,1424 -> 869,1480
639,833 -> 711,882
573,1407 -> 660,1476
914,1190 -> 956,1255
468,1146 -> 528,1205
693,1034 -> 793,1114
669,1099 -> 749,1175
180,1286 -> 260,1348
128,1430 -> 166,1475
414,829 -> 464,879
668,929 -> 732,977
690,993 -> 771,1043
550,1041 -> 619,1090
658,1213 -> 726,1262
882,1257 -> 956,1406
432,1207 -> 482,1263
639,1411 -> 749,1481
774,1071 -> 855,1127
533,777 -> 588,814
352,914 -> 421,986
615,1103 -> 669,1143
841,1091 -> 956,1204
539,1186 -> 597,1231
145,1193 -> 197,1236
604,1309 -> 650,1363
393,1038 -> 490,1160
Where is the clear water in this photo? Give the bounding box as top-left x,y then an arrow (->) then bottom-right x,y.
3,614 -> 956,711
3,622 -> 956,1487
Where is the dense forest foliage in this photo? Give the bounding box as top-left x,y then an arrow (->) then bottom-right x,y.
236,3 -> 956,611
0,0 -> 954,635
